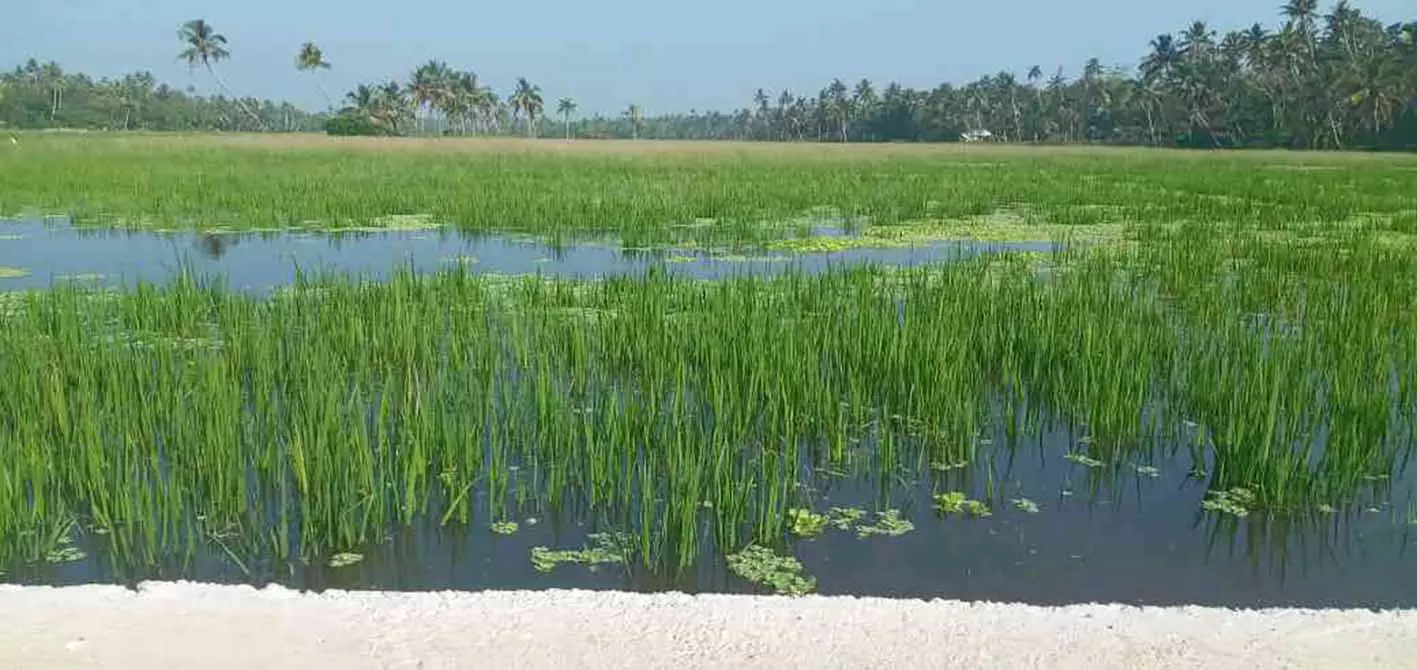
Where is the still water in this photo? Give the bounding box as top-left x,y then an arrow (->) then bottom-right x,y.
1,219 -> 1412,608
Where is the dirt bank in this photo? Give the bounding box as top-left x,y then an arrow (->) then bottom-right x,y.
1,582 -> 1412,669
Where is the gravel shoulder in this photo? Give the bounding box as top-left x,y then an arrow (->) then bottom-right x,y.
1,581 -> 1414,669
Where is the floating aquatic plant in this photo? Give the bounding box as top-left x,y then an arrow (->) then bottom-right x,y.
327,552 -> 364,568
726,545 -> 816,596
529,533 -> 630,573
490,521 -> 520,535
1064,453 -> 1106,468
934,492 -> 993,518
1201,488 -> 1258,518
827,507 -> 866,531
855,509 -> 915,537
787,508 -> 829,538
1011,498 -> 1040,514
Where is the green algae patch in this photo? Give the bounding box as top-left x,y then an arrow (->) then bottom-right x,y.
826,506 -> 866,530
54,273 -> 107,282
726,545 -> 816,596
787,508 -> 829,538
1201,488 -> 1258,518
327,552 -> 364,568
490,520 -> 519,535
712,253 -> 792,263
1011,498 -> 1041,514
760,207 -> 1144,254
529,533 -> 630,573
854,509 -> 915,538
933,492 -> 993,518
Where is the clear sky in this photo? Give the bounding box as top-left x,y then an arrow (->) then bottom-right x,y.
3,0 -> 1411,117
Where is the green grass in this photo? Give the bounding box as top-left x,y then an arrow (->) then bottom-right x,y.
0,135 -> 1414,579
3,134 -> 1415,252
0,233 -> 1411,572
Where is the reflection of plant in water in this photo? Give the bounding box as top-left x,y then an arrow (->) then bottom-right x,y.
726,545 -> 815,596
530,532 -> 631,573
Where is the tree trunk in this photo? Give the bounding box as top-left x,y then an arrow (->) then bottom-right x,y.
205,64 -> 266,130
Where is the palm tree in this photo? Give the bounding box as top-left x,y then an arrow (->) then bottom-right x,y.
295,42 -> 333,110
177,19 -> 265,129
624,104 -> 644,139
508,78 -> 543,137
409,61 -> 452,134
556,97 -> 577,139
1142,34 -> 1180,82
39,62 -> 65,120
340,81 -> 411,134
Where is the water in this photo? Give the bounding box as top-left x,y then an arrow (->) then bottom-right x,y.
0,219 -> 1050,291
7,419 -> 1414,608
1,219 -> 1412,607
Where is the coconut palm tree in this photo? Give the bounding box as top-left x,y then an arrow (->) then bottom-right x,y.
295,42 -> 333,110
508,78 -> 543,137
624,104 -> 644,139
409,61 -> 453,134
177,19 -> 265,129
556,97 -> 577,139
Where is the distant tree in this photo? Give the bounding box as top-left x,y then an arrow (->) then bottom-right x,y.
295,42 -> 333,110
556,97 -> 577,139
177,19 -> 265,129
624,104 -> 643,139
508,78 -> 543,137
409,60 -> 452,134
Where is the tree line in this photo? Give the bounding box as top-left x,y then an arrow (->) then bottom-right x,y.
3,4 -> 1414,149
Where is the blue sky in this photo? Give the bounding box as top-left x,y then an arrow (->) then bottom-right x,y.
3,0 -> 1411,116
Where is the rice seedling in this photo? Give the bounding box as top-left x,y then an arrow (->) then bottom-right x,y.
0,138 -> 1412,587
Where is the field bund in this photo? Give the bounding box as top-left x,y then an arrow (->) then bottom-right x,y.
2,582 -> 1414,669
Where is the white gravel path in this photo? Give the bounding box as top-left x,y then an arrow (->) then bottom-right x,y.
1,581 -> 1413,669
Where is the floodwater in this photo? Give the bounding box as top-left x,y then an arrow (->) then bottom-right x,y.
1,219 -> 1413,608
7,415 -> 1413,608
0,219 -> 1050,291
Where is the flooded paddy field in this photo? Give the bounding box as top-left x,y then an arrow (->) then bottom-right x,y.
1,136 -> 1416,609
0,218 -> 1051,292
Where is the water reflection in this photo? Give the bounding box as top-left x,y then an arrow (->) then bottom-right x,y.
197,233 -> 237,260
0,219 -> 1053,292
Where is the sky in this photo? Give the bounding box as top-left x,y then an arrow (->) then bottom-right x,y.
3,0 -> 1411,117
